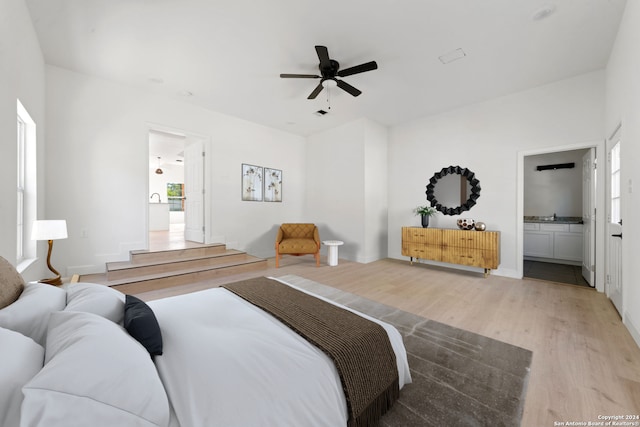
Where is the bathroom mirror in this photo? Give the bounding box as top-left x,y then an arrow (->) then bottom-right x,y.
426,166 -> 481,215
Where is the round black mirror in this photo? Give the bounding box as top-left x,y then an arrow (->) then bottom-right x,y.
426,166 -> 481,215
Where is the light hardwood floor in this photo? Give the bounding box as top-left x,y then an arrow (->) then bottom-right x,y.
137,243 -> 640,427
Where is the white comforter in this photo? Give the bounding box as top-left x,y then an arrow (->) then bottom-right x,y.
149,277 -> 411,427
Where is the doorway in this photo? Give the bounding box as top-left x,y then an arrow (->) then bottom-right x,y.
606,126 -> 623,314
517,142 -> 604,291
147,126 -> 209,250
522,148 -> 593,287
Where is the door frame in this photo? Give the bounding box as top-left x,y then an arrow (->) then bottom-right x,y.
581,148 -> 596,286
516,140 -> 606,291
144,122 -> 212,248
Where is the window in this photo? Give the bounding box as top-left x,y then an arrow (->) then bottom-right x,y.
17,115 -> 25,261
167,183 -> 184,212
17,99 -> 37,268
610,141 -> 621,225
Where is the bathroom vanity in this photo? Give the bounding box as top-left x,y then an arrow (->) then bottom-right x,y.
523,216 -> 583,263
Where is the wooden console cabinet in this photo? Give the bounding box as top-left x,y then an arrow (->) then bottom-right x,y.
401,227 -> 500,277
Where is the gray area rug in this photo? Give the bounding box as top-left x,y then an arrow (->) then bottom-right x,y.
276,274 -> 532,427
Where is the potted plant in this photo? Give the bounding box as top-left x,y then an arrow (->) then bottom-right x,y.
415,205 -> 438,228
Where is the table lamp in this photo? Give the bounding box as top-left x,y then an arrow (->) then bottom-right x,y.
31,219 -> 68,286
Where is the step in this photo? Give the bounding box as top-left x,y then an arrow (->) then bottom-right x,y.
107,256 -> 268,295
106,250 -> 248,280
129,243 -> 228,263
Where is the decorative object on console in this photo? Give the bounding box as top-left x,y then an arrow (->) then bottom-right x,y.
31,220 -> 68,286
475,221 -> 487,231
421,216 -> 429,228
426,165 -> 481,215
457,218 -> 475,230
414,205 -> 438,228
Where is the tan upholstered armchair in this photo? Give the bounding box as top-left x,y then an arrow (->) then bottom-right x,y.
275,223 -> 321,268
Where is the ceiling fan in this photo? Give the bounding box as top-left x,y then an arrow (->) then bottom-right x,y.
280,45 -> 378,99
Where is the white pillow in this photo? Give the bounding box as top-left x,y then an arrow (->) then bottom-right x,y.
0,282 -> 66,346
0,327 -> 44,427
21,311 -> 170,427
64,282 -> 125,324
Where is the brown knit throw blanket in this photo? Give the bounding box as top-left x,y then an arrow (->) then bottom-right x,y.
222,277 -> 399,427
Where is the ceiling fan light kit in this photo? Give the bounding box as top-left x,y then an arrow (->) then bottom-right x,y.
322,79 -> 337,88
280,45 -> 378,100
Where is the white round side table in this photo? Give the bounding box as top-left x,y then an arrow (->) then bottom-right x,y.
323,240 -> 344,266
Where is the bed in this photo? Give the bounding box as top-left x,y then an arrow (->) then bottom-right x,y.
0,265 -> 411,427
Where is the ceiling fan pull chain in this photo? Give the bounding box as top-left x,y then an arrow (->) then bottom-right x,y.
327,87 -> 331,110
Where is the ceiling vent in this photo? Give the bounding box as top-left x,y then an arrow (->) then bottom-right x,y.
438,48 -> 467,64
532,4 -> 556,21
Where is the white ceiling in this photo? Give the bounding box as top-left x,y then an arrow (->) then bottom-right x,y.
25,0 -> 627,136
148,129 -> 185,170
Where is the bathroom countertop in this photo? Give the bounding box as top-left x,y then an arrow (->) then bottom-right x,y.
524,216 -> 583,224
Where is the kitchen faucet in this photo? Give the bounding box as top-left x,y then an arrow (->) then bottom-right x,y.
150,193 -> 161,203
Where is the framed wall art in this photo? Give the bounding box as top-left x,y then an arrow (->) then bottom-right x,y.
264,167 -> 282,202
241,163 -> 263,201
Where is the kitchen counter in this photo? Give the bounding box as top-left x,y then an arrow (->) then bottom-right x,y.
524,216 -> 583,224
149,203 -> 170,231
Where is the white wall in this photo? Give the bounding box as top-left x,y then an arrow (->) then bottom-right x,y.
306,118 -> 388,263
45,66 -> 306,274
388,71 -> 605,278
149,163 -> 184,204
605,0 -> 640,346
523,149 -> 588,217
307,120 -> 365,261
363,120 -> 389,263
0,1 -> 48,281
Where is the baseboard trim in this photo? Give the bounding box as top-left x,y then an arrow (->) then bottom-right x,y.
624,313 -> 640,349
66,264 -> 106,275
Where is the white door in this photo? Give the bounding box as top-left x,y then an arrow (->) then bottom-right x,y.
606,132 -> 623,314
184,138 -> 205,243
581,148 -> 595,286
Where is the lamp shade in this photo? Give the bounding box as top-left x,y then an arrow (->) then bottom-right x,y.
31,220 -> 68,241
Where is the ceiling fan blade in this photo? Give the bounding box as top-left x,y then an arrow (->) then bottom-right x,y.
336,79 -> 362,97
315,45 -> 331,70
337,61 -> 378,77
307,82 -> 324,99
280,73 -> 321,79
